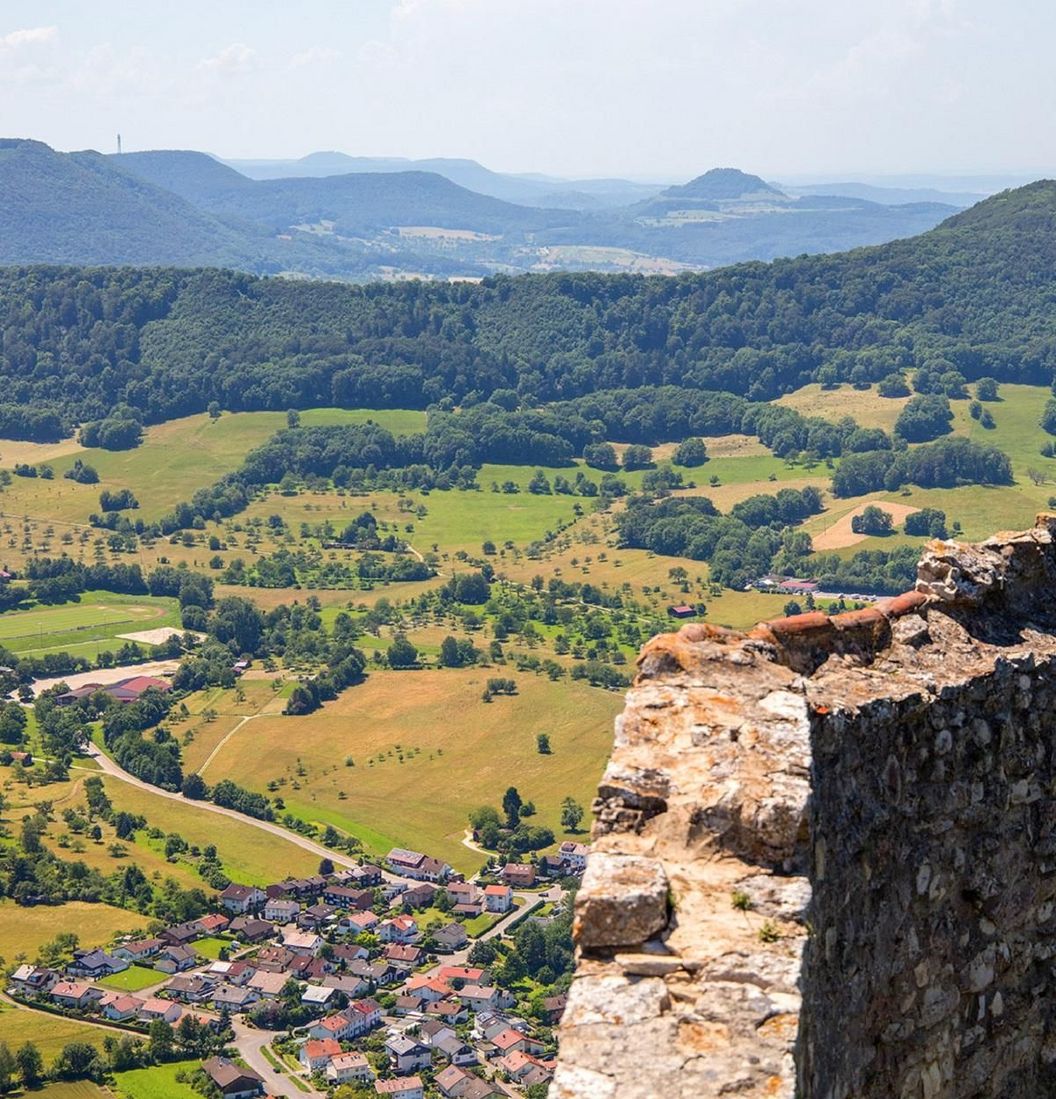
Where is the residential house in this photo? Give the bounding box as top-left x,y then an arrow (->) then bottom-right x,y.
99,993 -> 143,1022
386,1035 -> 432,1074
321,973 -> 369,999
383,944 -> 422,969
68,949 -> 127,979
403,974 -> 451,1004
195,912 -> 231,935
264,898 -> 300,924
220,884 -> 266,915
8,965 -> 58,996
326,1051 -> 374,1085
247,971 -> 288,1000
290,956 -> 331,983
138,997 -> 183,1025
299,1038 -> 341,1072
299,902 -> 336,929
307,1011 -> 356,1042
254,945 -> 296,972
459,984 -> 516,1012
346,997 -> 383,1035
401,883 -> 437,909
212,983 -> 259,1012
436,1065 -> 501,1098
435,1034 -> 477,1066
418,1019 -> 456,1046
501,863 -> 536,888
425,998 -> 470,1024
433,923 -> 468,953
165,973 -> 215,1002
301,985 -> 337,1010
154,944 -> 198,974
542,993 -> 567,1024
374,1078 -> 424,1099
281,927 -> 323,957
332,944 -> 370,966
498,1050 -> 554,1087
490,1027 -> 544,1057
483,884 -> 513,914
210,984 -> 258,1006
50,981 -> 101,1010
386,847 -> 451,882
113,938 -> 164,964
201,1056 -> 264,1099
340,911 -> 379,935
161,921 -> 201,946
206,960 -> 254,986
323,884 -> 373,909
378,915 -> 418,944
557,841 -> 589,873
446,881 -> 480,906
227,916 -> 274,942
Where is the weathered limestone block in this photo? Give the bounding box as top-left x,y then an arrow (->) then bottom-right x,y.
575,853 -> 669,949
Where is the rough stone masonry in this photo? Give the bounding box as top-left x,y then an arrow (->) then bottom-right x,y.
552,515 -> 1056,1099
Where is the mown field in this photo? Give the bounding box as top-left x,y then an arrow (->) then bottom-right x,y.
0,1002 -> 108,1065
200,666 -> 622,874
0,899 -> 150,963
113,1059 -> 202,1099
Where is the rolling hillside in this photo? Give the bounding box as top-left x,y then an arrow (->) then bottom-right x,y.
0,138 -> 963,279
0,180 -> 1054,437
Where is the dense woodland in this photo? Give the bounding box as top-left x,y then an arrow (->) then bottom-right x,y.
1,182 -> 1055,439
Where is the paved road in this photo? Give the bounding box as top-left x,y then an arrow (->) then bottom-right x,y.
81,744 -> 361,870
233,1018 -> 322,1098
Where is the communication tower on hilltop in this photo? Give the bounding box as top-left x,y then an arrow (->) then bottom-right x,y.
117,133 -> 122,155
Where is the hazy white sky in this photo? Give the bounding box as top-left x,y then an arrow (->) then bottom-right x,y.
0,0 -> 1051,180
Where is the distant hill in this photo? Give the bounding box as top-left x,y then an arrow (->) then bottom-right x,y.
661,168 -> 787,202
0,140 -> 960,279
118,150 -> 574,235
782,180 -> 987,208
0,139 -> 265,267
223,151 -> 663,208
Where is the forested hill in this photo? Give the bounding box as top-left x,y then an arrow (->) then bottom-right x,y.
0,180 -> 1054,440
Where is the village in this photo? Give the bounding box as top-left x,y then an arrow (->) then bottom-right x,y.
5,840 -> 589,1099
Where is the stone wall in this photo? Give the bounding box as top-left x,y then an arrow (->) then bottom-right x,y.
553,516 -> 1056,1099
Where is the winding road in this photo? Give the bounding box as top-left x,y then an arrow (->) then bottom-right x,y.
80,745 -> 361,870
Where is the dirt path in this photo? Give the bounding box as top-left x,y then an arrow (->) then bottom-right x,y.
812,501 -> 919,551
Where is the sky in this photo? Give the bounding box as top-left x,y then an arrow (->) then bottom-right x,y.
0,0 -> 1052,181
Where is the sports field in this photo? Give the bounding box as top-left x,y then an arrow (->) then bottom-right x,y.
0,592 -> 180,661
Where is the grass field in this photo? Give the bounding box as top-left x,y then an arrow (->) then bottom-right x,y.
0,900 -> 151,963
35,1083 -> 110,1099
776,382 -> 910,432
191,936 -> 230,960
202,667 -> 621,874
0,592 -> 180,661
113,1059 -> 202,1099
0,407 -> 427,532
98,774 -> 320,883
98,965 -> 163,992
0,1002 -> 108,1063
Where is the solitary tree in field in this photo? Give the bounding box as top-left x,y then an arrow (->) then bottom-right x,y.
561,796 -> 584,833
536,733 -> 551,755
503,787 -> 523,829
